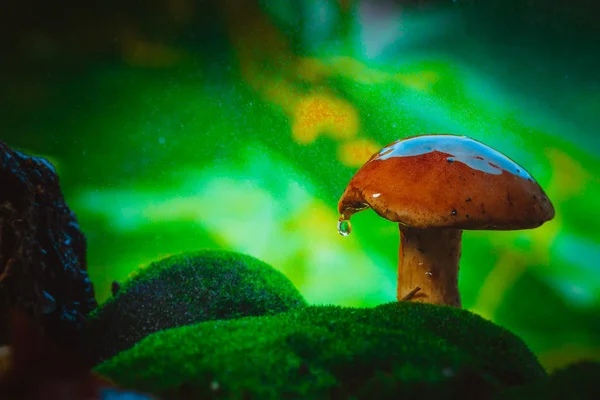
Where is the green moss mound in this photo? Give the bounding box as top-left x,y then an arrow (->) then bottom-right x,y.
96,302 -> 545,399
83,250 -> 307,364
495,361 -> 600,399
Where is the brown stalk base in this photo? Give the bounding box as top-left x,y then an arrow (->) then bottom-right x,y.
397,226 -> 462,307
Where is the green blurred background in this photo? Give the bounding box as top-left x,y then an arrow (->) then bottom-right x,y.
1,0 -> 599,372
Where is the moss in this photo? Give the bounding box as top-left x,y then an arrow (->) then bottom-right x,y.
96,302 -> 545,399
83,250 -> 307,364
495,361 -> 600,400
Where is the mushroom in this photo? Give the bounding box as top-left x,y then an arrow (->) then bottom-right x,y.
337,134 -> 555,307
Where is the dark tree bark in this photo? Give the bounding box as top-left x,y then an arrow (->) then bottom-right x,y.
0,140 -> 96,349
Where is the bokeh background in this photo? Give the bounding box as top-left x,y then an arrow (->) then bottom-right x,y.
1,0 -> 599,372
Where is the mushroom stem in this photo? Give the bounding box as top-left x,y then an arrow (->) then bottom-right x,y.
397,226 -> 462,307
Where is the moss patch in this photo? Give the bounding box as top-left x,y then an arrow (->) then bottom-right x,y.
495,361 -> 600,399
96,302 -> 545,399
83,250 -> 307,364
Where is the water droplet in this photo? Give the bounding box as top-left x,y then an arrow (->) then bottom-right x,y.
451,209 -> 457,216
447,157 -> 455,163
425,271 -> 433,276
372,193 -> 381,198
337,218 -> 352,236
41,290 -> 56,314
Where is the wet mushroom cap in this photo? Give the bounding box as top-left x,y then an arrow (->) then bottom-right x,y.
338,135 -> 555,230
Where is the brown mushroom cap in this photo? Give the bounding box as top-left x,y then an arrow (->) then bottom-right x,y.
338,134 -> 555,230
